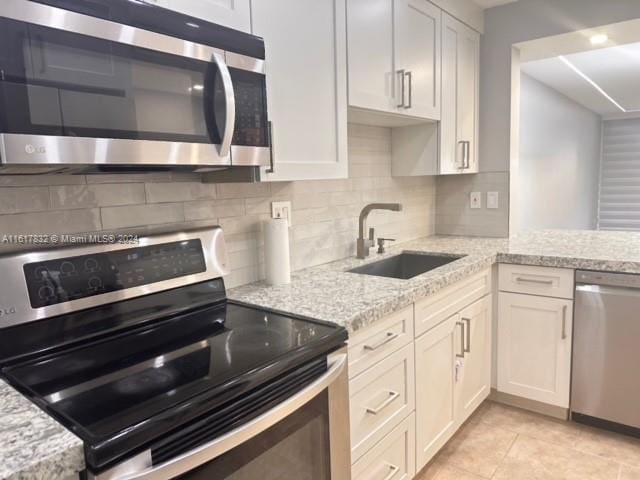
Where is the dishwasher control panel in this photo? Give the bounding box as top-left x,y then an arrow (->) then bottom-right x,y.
576,270 -> 640,289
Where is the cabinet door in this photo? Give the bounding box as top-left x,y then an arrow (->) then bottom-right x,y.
497,292 -> 573,408
153,0 -> 251,32
253,0 -> 348,181
415,315 -> 461,471
457,295 -> 492,424
440,13 -> 480,174
347,0 -> 396,113
394,0 -> 441,120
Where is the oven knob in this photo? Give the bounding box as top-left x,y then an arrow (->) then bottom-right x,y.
84,258 -> 99,272
88,277 -> 103,290
60,261 -> 77,277
38,285 -> 55,300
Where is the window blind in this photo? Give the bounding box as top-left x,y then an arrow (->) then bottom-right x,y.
598,118 -> 640,231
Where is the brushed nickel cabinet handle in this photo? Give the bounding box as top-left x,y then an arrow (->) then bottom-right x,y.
462,317 -> 471,353
515,276 -> 554,285
397,69 -> 406,108
404,70 -> 412,109
464,141 -> 471,168
458,141 -> 466,169
366,390 -> 400,415
561,305 -> 568,340
364,332 -> 399,351
456,321 -> 465,358
381,463 -> 400,480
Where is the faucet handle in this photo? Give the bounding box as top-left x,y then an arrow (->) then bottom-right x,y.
368,227 -> 375,243
376,237 -> 395,254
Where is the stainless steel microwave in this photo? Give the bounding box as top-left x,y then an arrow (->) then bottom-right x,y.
0,0 -> 271,174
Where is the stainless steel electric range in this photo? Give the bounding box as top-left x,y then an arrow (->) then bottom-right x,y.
0,227 -> 350,480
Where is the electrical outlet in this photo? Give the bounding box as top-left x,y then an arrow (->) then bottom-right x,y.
487,191 -> 499,209
470,192 -> 482,209
271,201 -> 292,226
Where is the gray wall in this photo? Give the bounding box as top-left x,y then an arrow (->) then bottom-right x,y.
0,124 -> 436,288
516,74 -> 601,231
481,0 -> 640,172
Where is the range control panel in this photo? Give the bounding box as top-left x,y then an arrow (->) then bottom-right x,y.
23,240 -> 207,308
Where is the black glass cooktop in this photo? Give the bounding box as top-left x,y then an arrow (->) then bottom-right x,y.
1,287 -> 346,471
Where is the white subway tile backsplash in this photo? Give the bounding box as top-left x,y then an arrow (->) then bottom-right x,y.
101,203 -> 184,230
51,184 -> 145,209
145,182 -> 216,203
0,124 -> 437,287
0,187 -> 50,214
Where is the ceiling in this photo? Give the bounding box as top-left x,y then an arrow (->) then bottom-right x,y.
521,42 -> 640,118
472,0 -> 517,9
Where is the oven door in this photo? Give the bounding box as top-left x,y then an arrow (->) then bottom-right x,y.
93,349 -> 351,480
0,0 -> 269,169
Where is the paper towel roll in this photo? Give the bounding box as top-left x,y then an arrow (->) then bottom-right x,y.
264,218 -> 291,286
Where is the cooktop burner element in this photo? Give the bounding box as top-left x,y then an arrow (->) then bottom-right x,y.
0,227 -> 347,475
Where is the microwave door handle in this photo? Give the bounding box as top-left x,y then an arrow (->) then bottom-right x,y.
115,353 -> 348,480
211,52 -> 235,157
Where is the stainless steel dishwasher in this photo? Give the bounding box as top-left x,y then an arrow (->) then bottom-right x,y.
572,270 -> 640,437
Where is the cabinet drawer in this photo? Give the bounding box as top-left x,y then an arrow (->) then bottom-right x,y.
352,413 -> 416,480
348,305 -> 414,379
414,268 -> 491,337
499,264 -> 574,299
349,343 -> 415,463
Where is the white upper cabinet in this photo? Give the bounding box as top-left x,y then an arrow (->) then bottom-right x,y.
347,0 -> 396,113
439,12 -> 480,174
153,0 -> 252,32
253,0 -> 348,181
394,0 -> 441,120
346,0 -> 441,122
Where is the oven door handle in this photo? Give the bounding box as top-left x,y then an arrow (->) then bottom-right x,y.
114,353 -> 347,480
211,52 -> 235,158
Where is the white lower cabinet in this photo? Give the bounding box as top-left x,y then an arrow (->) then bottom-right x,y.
415,314 -> 459,470
347,272 -> 492,479
352,414 -> 416,480
349,343 -> 415,463
457,295 -> 492,424
497,291 -> 573,408
414,294 -> 492,471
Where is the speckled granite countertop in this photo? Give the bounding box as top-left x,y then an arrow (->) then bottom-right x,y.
0,380 -> 84,480
229,230 -> 640,333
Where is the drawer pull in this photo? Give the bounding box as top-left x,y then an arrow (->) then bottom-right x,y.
380,463 -> 400,480
366,390 -> 400,415
515,276 -> 554,285
364,332 -> 399,351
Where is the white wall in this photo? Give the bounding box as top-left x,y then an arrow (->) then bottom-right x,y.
481,0 -> 640,173
515,74 -> 601,232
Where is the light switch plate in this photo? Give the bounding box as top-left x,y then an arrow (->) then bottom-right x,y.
487,191 -> 499,209
470,192 -> 482,209
271,201 -> 292,226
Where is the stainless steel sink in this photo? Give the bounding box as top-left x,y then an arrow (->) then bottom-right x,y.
348,252 -> 464,280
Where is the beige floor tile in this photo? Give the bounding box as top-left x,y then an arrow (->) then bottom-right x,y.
416,461 -> 487,480
493,435 -> 621,480
621,466 -> 640,480
575,426 -> 640,469
436,419 -> 517,478
477,402 -> 583,447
